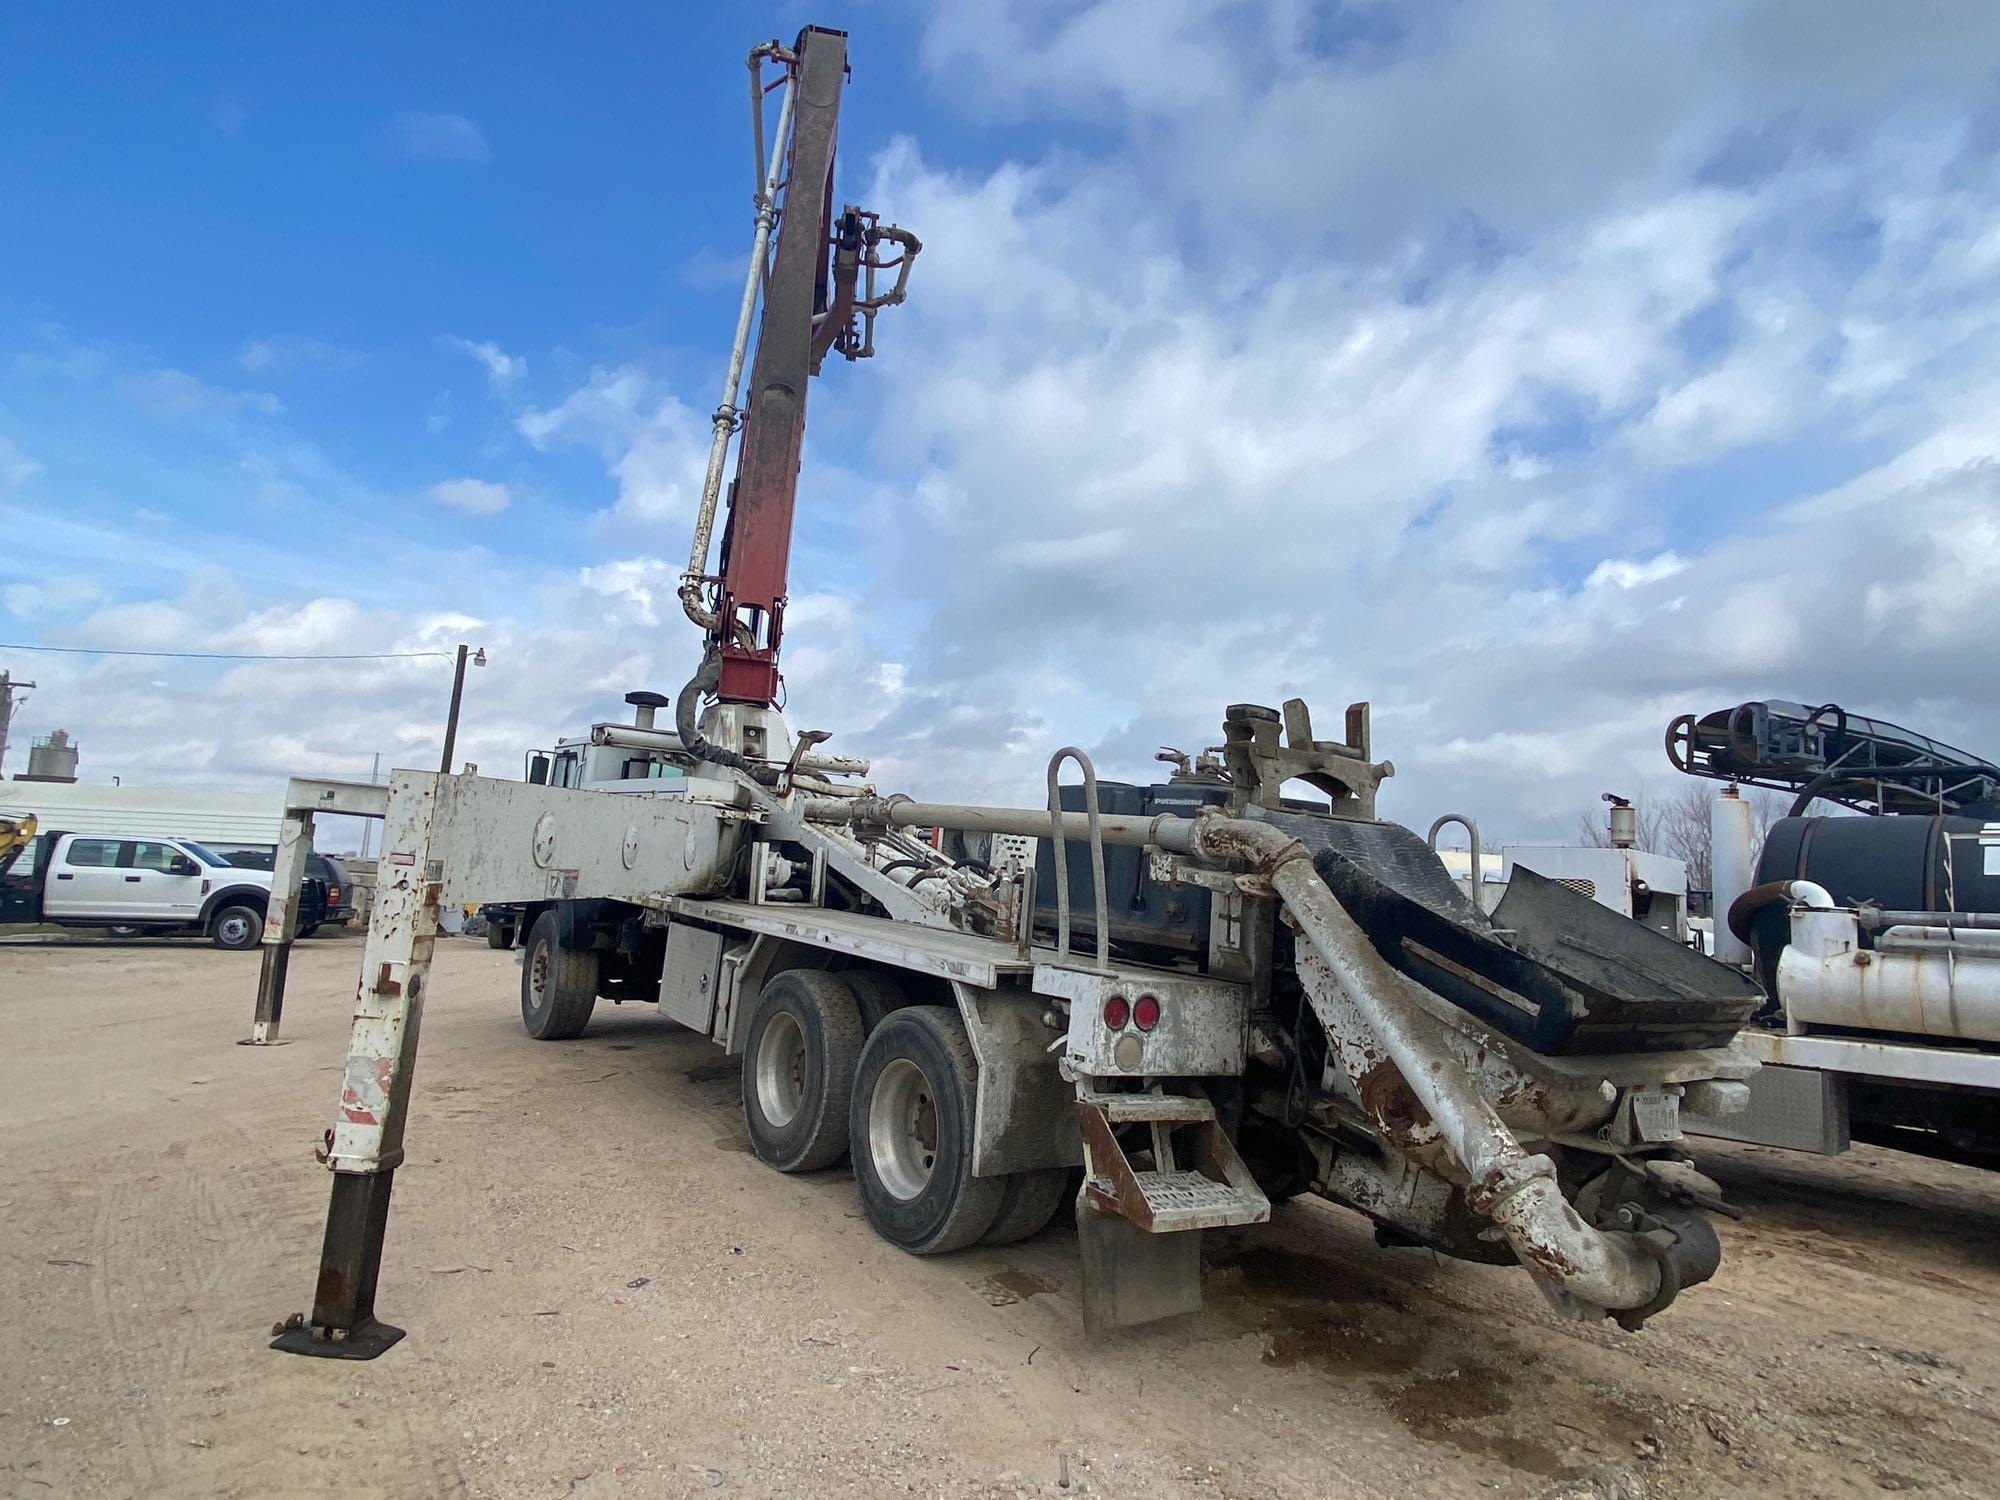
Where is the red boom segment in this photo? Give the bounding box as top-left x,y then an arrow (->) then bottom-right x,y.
713,26 -> 847,705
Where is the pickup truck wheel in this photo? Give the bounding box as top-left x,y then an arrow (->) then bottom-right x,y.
108,924 -> 145,939
742,971 -> 865,1173
520,910 -> 597,1040
485,919 -> 516,951
980,1167 -> 1071,1245
850,1006 -> 1003,1254
297,921 -> 321,939
211,905 -> 265,951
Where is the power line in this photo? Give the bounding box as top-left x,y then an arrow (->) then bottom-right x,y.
0,642 -> 454,661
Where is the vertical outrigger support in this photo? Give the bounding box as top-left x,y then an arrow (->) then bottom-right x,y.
242,776 -> 390,1047
273,772 -> 443,1358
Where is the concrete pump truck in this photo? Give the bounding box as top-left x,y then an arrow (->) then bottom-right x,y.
261,24 -> 1765,1360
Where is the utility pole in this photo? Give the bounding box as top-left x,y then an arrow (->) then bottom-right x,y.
359,753 -> 382,860
0,671 -> 35,778
438,645 -> 485,774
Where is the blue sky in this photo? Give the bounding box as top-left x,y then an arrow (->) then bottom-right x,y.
4,2 -> 2000,841
0,5 -> 919,593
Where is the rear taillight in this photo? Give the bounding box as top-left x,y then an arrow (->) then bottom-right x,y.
329,887 -> 342,904
1102,994 -> 1130,1029
1133,994 -> 1161,1031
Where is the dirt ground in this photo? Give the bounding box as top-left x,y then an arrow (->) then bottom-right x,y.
3,935 -> 1997,1499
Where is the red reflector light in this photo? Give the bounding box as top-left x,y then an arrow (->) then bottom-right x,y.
1102,994 -> 1130,1029
1133,994 -> 1161,1031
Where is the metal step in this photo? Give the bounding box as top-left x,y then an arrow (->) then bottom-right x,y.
1075,1088 -> 1270,1234
1083,1168 -> 1265,1231
1077,1090 -> 1217,1126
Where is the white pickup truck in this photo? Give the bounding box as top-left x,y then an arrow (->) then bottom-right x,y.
0,830 -> 323,949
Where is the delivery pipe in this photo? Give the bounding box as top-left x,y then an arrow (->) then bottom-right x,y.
680,45 -> 798,637
800,796 -> 1195,854
590,722 -> 870,777
1727,879 -> 1834,946
1180,816 -> 1666,1319
1856,908 -> 2000,933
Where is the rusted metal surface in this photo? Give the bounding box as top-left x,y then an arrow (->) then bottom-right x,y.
1074,1089 -> 1268,1233
326,775 -> 444,1178
245,778 -> 390,1048
1037,963 -> 1248,1079
682,41 -> 799,639
953,982 -> 1081,1177
1192,813 -> 1673,1319
245,809 -> 315,1045
1781,903 -> 2000,1044
274,773 -> 445,1359
1219,699 -> 1392,818
708,25 -> 849,705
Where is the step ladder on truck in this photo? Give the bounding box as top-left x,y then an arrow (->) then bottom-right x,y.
258,23 -> 1767,1360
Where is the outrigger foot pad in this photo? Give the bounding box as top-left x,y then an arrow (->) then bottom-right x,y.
269,1312 -> 406,1360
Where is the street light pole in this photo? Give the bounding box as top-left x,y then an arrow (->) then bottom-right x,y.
438,645 -> 485,775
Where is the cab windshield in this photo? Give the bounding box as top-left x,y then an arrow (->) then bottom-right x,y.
177,841 -> 231,866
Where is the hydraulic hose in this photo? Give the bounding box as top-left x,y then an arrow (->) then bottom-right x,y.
676,653 -> 779,785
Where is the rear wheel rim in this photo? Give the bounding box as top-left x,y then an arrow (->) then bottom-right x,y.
868,1057 -> 939,1202
218,914 -> 252,945
528,942 -> 550,1007
755,1012 -> 808,1128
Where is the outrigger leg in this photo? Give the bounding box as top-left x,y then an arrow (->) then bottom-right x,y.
272,772 -> 442,1359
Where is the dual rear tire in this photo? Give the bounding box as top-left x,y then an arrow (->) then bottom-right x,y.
739,969 -> 1068,1253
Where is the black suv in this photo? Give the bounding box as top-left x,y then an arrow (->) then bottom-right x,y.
210,846 -> 357,935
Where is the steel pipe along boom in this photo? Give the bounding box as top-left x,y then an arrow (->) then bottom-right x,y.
681,46 -> 799,634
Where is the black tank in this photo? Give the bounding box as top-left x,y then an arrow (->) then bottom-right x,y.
1758,814 -> 2000,915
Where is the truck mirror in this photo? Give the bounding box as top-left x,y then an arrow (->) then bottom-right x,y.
527,753 -> 551,785
171,855 -> 199,876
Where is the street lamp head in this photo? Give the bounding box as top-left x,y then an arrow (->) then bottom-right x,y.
472,647 -> 487,667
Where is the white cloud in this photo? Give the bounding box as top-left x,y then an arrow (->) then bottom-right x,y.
395,111 -> 491,163
1584,553 -> 1686,591
443,336 -> 525,392
236,337 -> 357,375
516,365 -> 710,530
428,478 -> 511,515
123,368 -> 281,422
0,435 -> 39,486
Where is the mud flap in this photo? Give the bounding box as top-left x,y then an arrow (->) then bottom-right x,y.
1077,1197 -> 1203,1336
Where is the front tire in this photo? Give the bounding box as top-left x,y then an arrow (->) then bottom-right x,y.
850,1007 -> 1003,1254
210,904 -> 265,951
520,910 -> 598,1040
741,971 -> 865,1173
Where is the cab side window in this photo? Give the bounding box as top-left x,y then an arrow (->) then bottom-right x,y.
129,841 -> 182,873
65,838 -> 122,867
